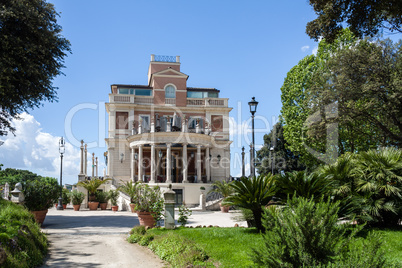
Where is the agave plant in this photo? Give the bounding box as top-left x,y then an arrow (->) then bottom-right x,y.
225,175 -> 275,232
77,177 -> 111,202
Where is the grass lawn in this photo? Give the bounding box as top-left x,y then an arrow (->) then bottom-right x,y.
141,226 -> 402,267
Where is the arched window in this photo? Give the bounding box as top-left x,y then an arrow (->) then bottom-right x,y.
165,85 -> 176,98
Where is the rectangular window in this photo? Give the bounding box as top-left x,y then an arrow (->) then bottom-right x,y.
211,115 -> 223,132
140,115 -> 150,132
208,92 -> 219,98
135,89 -> 152,96
187,91 -> 203,98
118,88 -> 130,94
116,112 -> 128,129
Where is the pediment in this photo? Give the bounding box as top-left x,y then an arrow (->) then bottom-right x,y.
153,68 -> 189,78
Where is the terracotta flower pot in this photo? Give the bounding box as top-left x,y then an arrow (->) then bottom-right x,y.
137,211 -> 156,227
73,204 -> 81,211
99,203 -> 107,210
31,209 -> 48,225
129,203 -> 136,213
111,205 -> 118,211
63,204 -> 67,209
220,204 -> 230,213
88,201 -> 99,210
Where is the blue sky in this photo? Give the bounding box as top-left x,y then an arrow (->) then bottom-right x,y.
1,0 -> 320,185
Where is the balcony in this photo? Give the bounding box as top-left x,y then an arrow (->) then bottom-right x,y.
109,94 -> 154,105
186,98 -> 228,107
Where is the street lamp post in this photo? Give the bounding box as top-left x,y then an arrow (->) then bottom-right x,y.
248,97 -> 258,178
57,137 -> 65,210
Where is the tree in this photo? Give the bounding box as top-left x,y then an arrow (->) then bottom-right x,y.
0,0 -> 71,136
256,122 -> 305,175
307,0 -> 402,43
309,38 -> 402,147
281,29 -> 361,168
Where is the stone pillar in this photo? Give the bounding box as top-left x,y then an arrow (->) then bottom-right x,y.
182,116 -> 186,132
150,117 -> 155,133
200,190 -> 206,211
131,148 -> 135,182
108,148 -> 113,177
95,157 -> 98,177
182,143 -> 188,183
80,140 -> 84,175
197,145 -> 201,183
4,182 -> 9,200
138,118 -> 142,134
166,143 -> 172,183
92,153 -> 95,177
206,147 -> 211,182
150,144 -> 156,183
164,185 -> 176,229
196,119 -> 200,134
138,145 -> 143,182
84,144 -> 88,176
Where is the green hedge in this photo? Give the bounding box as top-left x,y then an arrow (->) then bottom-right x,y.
0,199 -> 48,267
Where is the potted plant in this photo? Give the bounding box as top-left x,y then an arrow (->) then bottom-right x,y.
108,189 -> 119,211
23,178 -> 60,225
119,181 -> 140,213
96,191 -> 109,210
132,183 -> 164,227
209,180 -> 234,213
62,188 -> 70,209
70,190 -> 85,211
77,177 -> 111,210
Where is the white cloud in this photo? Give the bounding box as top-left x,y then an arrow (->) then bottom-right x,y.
301,45 -> 310,52
0,113 -> 80,185
312,46 -> 318,55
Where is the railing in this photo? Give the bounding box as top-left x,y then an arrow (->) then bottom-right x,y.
154,55 -> 177,62
110,94 -> 154,105
187,98 -> 228,107
165,98 -> 176,105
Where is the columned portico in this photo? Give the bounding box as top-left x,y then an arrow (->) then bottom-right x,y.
130,148 -> 135,181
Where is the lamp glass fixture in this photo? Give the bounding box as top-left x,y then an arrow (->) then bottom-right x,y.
134,153 -> 138,160
248,97 -> 259,114
120,153 -> 124,163
59,137 -> 65,154
159,150 -> 162,158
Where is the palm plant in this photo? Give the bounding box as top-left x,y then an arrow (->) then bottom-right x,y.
119,181 -> 140,204
70,190 -> 85,205
77,177 -> 111,202
353,147 -> 402,226
108,189 -> 119,206
274,170 -> 332,203
225,175 -> 275,232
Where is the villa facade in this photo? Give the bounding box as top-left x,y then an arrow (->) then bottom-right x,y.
103,55 -> 232,206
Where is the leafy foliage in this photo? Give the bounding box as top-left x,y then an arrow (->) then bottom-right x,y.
77,177 -> 110,201
307,0 -> 402,43
62,188 -> 70,205
273,170 -> 333,202
0,0 -> 71,136
256,122 -> 305,175
0,199 -> 48,267
208,180 -> 233,199
251,196 -> 388,267
119,180 -> 140,203
178,203 -> 192,227
95,190 -> 109,203
225,175 -> 275,232
0,168 -> 42,190
70,190 -> 85,205
23,177 -> 60,211
108,189 -> 119,206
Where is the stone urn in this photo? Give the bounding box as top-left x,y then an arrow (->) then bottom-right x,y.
137,211 -> 155,227
31,209 -> 48,225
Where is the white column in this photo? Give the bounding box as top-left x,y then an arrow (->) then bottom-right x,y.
92,153 -> 95,177
84,144 -> 88,176
138,145 -> 143,182
166,143 -> 172,183
80,140 -> 84,175
197,145 -> 201,183
107,148 -> 113,177
182,143 -> 188,183
130,148 -> 135,181
206,147 -> 210,182
150,144 -> 156,183
95,157 -> 98,177
167,117 -> 171,132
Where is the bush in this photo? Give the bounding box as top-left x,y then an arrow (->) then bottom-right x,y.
70,190 -> 85,205
95,191 -> 109,203
62,188 -> 70,205
108,189 -> 119,206
23,177 -> 61,211
251,196 -> 390,267
178,203 -> 192,226
0,199 -> 48,267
